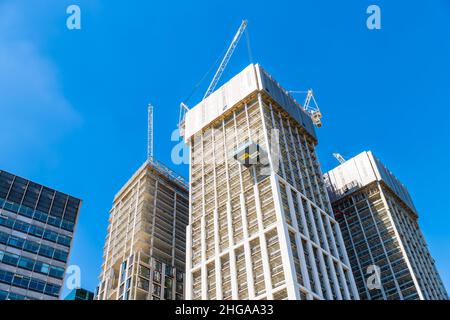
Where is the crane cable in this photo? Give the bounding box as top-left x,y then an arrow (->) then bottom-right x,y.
245,27 -> 253,64
182,43 -> 229,105
182,22 -> 253,105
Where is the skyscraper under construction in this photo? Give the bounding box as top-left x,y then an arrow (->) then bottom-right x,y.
96,160 -> 189,300
324,151 -> 448,300
181,64 -> 359,300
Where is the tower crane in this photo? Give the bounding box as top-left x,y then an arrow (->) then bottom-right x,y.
333,153 -> 346,164
203,20 -> 248,100
289,89 -> 323,128
179,20 -> 248,134
148,103 -> 154,161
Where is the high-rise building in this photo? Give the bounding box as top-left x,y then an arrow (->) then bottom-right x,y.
96,160 -> 189,300
64,287 -> 94,300
324,151 -> 448,300
0,170 -> 81,300
181,64 -> 359,300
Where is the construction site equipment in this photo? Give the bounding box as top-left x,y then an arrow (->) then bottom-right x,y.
289,89 -> 322,128
148,103 -> 154,160
179,20 -> 248,135
178,102 -> 190,137
233,141 -> 265,168
333,153 -> 346,164
203,20 -> 248,100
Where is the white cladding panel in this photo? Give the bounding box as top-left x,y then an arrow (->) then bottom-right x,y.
325,151 -> 417,214
324,151 -> 378,200
183,64 -> 317,142
184,64 -> 259,141
370,153 -> 417,213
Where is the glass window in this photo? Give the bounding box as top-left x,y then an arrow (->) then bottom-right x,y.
38,246 -> 54,258
47,216 -> 60,227
3,252 -> 19,266
18,257 -> 35,271
33,211 -> 48,223
29,225 -> 44,238
120,261 -> 127,283
13,220 -> 29,233
39,263 -> 50,275
7,236 -> 24,249
153,260 -> 162,272
0,216 -> 14,228
61,221 -> 74,232
56,235 -> 71,247
152,284 -> 161,296
164,288 -> 173,300
153,271 -> 161,283
44,283 -> 60,297
49,266 -> 64,279
139,265 -> 150,279
0,290 -> 8,300
43,230 -> 58,242
165,265 -> 173,277
3,201 -> 19,213
24,240 -> 39,254
53,250 -> 67,262
13,275 -> 30,289
137,277 -> 149,291
165,277 -> 173,289
0,232 -> 8,244
0,270 -> 14,284
18,206 -> 34,218
29,279 -> 45,293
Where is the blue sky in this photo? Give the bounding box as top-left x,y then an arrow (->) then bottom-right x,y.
0,0 -> 449,296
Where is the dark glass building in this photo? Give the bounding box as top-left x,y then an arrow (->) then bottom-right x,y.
0,170 -> 81,300
64,288 -> 94,300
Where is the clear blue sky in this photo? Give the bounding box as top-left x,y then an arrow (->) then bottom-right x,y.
1,0 -> 449,296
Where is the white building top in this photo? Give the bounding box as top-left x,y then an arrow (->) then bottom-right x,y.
182,64 -> 316,142
324,151 -> 417,214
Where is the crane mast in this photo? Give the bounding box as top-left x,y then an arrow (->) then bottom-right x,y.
333,153 -> 346,164
288,89 -> 323,128
148,103 -> 154,161
303,89 -> 322,128
203,20 -> 248,100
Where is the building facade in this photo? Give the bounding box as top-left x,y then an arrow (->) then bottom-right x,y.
182,64 -> 359,300
64,287 -> 94,300
324,151 -> 448,300
96,160 -> 189,300
0,170 -> 81,300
